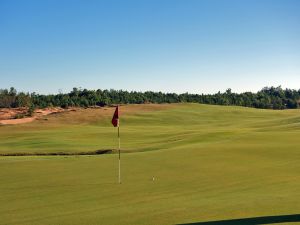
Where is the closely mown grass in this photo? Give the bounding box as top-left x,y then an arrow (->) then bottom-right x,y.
0,103 -> 299,225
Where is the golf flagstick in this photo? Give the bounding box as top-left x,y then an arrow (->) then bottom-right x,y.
118,125 -> 121,184
111,106 -> 121,184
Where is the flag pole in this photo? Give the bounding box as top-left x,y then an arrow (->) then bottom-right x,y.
118,116 -> 121,184
112,105 -> 121,184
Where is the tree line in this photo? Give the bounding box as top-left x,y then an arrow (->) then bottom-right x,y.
0,86 -> 299,110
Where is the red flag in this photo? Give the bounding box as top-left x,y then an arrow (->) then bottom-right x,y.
111,106 -> 119,127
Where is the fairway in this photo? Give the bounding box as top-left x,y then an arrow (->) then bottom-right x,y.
0,104 -> 299,225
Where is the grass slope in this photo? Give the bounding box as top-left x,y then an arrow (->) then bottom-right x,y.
0,103 -> 299,225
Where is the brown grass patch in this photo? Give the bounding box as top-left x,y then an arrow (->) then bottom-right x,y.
0,104 -> 175,125
39,104 -> 175,125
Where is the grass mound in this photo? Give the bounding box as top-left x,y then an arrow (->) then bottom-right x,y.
0,103 -> 299,155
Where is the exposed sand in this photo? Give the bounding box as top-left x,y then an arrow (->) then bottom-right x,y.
0,117 -> 36,125
0,108 -> 28,120
0,107 -> 66,125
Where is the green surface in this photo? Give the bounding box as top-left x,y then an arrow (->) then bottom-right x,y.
0,104 -> 299,225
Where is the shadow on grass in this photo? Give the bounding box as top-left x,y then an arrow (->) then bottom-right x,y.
179,214 -> 300,225
0,149 -> 113,156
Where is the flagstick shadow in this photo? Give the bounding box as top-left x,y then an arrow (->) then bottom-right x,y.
178,214 -> 300,225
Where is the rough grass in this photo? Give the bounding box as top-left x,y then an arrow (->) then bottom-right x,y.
0,103 -> 299,154
0,103 -> 299,225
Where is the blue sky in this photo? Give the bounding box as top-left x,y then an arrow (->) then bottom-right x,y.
0,0 -> 299,94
